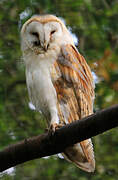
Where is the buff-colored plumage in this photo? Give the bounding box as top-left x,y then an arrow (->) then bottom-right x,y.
21,14 -> 95,172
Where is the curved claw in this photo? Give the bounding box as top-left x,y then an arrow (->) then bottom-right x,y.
48,123 -> 63,135
48,123 -> 58,135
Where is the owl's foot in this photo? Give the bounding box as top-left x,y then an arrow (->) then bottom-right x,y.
49,123 -> 58,135
48,123 -> 63,135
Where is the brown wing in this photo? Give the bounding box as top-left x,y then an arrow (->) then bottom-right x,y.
51,44 -> 95,172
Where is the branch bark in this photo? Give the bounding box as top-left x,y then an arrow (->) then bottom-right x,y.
0,104 -> 118,172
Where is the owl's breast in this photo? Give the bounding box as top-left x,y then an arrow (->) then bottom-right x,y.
26,60 -> 59,120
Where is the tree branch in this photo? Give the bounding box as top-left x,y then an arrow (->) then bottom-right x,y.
0,104 -> 118,172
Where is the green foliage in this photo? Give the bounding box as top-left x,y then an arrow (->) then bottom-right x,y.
0,0 -> 118,179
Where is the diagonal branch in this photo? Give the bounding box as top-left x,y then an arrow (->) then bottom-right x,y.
0,104 -> 118,172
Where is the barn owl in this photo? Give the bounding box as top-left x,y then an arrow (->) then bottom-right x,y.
21,14 -> 95,172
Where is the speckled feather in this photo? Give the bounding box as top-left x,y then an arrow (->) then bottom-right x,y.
51,44 -> 95,172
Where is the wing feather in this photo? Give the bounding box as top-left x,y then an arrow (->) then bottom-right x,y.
51,44 -> 95,172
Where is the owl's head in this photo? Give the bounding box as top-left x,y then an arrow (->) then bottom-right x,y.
21,14 -> 73,54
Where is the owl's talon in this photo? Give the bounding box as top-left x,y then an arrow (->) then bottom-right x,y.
48,123 -> 63,135
48,123 -> 58,135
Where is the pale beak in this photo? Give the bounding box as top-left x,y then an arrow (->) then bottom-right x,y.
43,42 -> 49,51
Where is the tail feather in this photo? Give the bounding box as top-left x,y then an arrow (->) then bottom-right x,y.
61,139 -> 95,172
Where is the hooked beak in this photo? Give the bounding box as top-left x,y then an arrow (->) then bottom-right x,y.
43,41 -> 49,51
43,42 -> 48,51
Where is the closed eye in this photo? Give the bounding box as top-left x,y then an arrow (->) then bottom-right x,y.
31,32 -> 39,38
51,30 -> 56,35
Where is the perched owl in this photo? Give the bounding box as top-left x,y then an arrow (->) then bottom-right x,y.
21,14 -> 95,172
